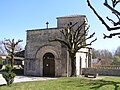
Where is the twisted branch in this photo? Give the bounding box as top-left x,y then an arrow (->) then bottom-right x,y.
87,0 -> 120,38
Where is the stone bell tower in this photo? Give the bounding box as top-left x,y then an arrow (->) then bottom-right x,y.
57,15 -> 87,28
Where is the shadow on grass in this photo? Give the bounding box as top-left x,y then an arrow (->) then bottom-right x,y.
63,77 -> 120,90
88,79 -> 120,90
0,84 -> 6,86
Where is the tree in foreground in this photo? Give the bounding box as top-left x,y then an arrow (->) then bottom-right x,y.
87,0 -> 120,39
2,39 -> 23,68
50,21 -> 97,76
2,39 -> 22,86
2,64 -> 16,86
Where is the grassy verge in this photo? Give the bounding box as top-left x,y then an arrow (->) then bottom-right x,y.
0,76 -> 120,90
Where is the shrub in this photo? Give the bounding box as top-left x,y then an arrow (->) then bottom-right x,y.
0,60 -> 2,65
2,65 -> 16,86
0,65 -> 2,69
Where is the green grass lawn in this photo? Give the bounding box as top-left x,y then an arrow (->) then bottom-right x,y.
0,76 -> 120,90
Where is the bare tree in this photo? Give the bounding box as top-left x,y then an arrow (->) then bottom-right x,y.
87,0 -> 120,39
0,41 -> 5,54
92,48 -> 113,65
2,39 -> 23,68
114,46 -> 120,56
50,21 -> 97,76
92,48 -> 100,59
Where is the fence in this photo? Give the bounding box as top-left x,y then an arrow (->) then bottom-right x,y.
82,65 -> 120,76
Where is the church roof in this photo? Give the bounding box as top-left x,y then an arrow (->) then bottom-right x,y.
27,27 -> 63,32
56,15 -> 86,19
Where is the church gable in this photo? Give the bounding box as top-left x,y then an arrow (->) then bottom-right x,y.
26,28 -> 63,58
24,15 -> 89,77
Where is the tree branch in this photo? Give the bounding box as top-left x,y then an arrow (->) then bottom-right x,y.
104,2 -> 120,15
49,38 -> 71,49
87,0 -> 110,31
2,42 -> 11,54
73,21 -> 86,41
106,16 -> 120,26
103,32 -> 120,39
77,38 -> 97,50
76,25 -> 89,45
87,0 -> 120,31
15,40 -> 23,46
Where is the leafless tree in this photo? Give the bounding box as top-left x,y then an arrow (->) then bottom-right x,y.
2,39 -> 23,68
50,21 -> 97,76
92,48 -> 113,65
0,41 -> 5,54
114,46 -> 120,56
87,0 -> 120,39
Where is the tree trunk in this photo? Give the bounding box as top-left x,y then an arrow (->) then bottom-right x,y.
71,55 -> 76,76
11,55 -> 14,68
11,48 -> 15,68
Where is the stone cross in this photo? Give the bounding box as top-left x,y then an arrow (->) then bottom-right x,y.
46,22 -> 49,29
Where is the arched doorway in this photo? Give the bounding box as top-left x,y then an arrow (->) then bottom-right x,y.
43,53 -> 55,77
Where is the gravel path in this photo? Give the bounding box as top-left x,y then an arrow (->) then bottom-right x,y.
0,74 -> 57,85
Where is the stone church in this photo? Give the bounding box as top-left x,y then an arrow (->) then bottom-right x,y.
24,15 -> 92,77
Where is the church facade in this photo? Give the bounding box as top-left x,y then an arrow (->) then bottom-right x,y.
24,15 -> 92,77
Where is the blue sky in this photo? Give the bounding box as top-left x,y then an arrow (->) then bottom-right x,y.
0,0 -> 119,51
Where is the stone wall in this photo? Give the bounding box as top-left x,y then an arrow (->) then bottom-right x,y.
82,68 -> 120,76
24,28 -> 69,76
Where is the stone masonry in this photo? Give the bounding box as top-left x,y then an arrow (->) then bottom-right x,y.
24,15 -> 87,77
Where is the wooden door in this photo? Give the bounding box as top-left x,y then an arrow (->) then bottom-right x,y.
43,53 -> 55,77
